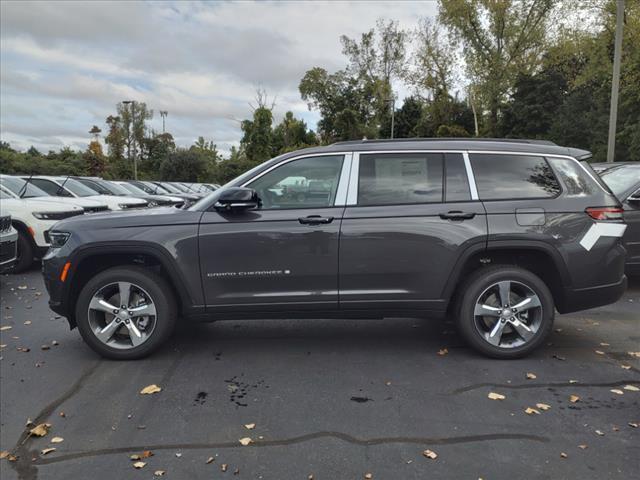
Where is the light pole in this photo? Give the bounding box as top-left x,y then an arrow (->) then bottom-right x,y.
122,100 -> 137,179
606,0 -> 624,163
160,110 -> 168,133
387,97 -> 395,139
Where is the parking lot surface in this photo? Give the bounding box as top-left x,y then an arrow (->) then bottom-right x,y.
1,269 -> 639,480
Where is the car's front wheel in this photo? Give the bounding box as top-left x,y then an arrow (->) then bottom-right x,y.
75,266 -> 177,360
455,266 -> 554,359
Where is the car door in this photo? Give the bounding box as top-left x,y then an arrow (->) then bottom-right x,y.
198,153 -> 349,312
339,151 -> 487,313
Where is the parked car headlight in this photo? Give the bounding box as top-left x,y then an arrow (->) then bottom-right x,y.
48,231 -> 71,248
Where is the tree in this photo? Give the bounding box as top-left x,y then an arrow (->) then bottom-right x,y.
159,149 -> 207,182
240,106 -> 274,164
272,111 -> 317,154
439,0 -> 555,135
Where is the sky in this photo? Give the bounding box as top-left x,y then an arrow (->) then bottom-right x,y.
0,0 -> 437,156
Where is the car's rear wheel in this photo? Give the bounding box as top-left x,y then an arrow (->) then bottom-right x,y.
12,230 -> 34,273
75,266 -> 177,360
455,266 -> 554,359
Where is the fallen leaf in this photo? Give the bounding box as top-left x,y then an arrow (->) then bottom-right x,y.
578,444 -> 588,450
595,350 -> 605,355
569,395 -> 580,403
488,392 -> 505,400
221,464 -> 228,472
175,453 -> 182,458
553,354 -> 566,361
560,452 -> 568,458
154,471 -> 165,477
239,437 -> 252,446
0,451 -> 10,459
244,423 -> 256,430
437,348 -> 448,356
206,456 -> 215,464
612,426 -> 620,431
623,385 -> 639,392
621,365 -> 631,370
50,437 -> 64,444
628,422 -> 638,428
40,448 -> 56,456
140,384 -> 162,395
628,352 -> 640,358
24,321 -> 31,325
41,345 -> 50,351
133,461 -> 146,469
0,326 -> 13,331
610,389 -> 624,395
234,468 -> 240,475
599,342 -> 610,346
59,412 -> 66,418
536,403 -> 551,411
423,449 -> 438,459
18,285 -> 27,290
364,474 -> 373,479
29,423 -> 51,437
52,340 -> 59,346
569,380 -> 578,384
130,454 -> 141,461
595,430 -> 605,436
525,407 -> 540,415
525,372 -> 537,380
141,450 -> 154,458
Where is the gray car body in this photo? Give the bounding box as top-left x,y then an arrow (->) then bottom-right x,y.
43,139 -> 627,328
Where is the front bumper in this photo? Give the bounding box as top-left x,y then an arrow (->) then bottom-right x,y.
557,275 -> 628,314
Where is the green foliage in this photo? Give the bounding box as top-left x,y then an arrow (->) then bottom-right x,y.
159,148 -> 207,182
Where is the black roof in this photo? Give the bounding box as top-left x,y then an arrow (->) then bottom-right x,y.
279,137 -> 591,161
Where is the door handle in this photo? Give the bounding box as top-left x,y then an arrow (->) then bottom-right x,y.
298,215 -> 334,225
439,211 -> 475,220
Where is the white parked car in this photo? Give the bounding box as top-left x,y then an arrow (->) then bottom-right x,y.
0,209 -> 18,273
1,175 -> 110,213
24,176 -> 148,211
0,187 -> 84,272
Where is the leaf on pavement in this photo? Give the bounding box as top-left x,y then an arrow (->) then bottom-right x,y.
628,422 -> 638,428
239,437 -> 252,446
422,449 -> 438,459
621,365 -> 631,370
41,448 -> 56,456
623,385 -> 639,391
536,403 -> 551,411
154,471 -> 165,477
524,407 -> 540,415
595,350 -> 605,355
525,372 -> 537,380
0,326 -> 12,331
578,444 -> 588,450
140,384 -> 162,395
560,452 -> 568,459
133,461 -> 146,469
51,437 -> 64,444
221,464 -> 228,472
244,423 -> 256,430
206,456 -> 215,464
18,285 -> 27,290
569,395 -> 580,403
628,352 -> 640,358
364,474 -> 373,479
0,451 -> 10,459
437,348 -> 448,356
610,389 -> 624,395
29,423 -> 51,437
488,392 -> 505,400
595,430 -> 605,436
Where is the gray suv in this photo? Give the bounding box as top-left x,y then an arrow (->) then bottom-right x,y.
42,139 -> 628,360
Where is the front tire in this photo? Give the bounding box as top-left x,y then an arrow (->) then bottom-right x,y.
455,266 -> 554,359
75,266 -> 177,360
12,230 -> 34,273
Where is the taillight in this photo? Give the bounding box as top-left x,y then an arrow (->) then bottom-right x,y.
585,207 -> 624,220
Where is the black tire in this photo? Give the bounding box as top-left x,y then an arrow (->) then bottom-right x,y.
455,265 -> 554,359
12,230 -> 34,273
75,266 -> 177,360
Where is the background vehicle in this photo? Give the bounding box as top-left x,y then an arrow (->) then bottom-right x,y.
128,180 -> 200,207
25,176 -> 148,211
75,177 -> 183,207
43,139 -> 627,360
1,175 -> 110,213
0,210 -> 18,273
1,188 -> 84,272
594,162 -> 640,275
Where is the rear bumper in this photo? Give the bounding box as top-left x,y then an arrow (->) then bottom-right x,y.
557,275 -> 628,314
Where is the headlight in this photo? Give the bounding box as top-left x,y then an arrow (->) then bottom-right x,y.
48,231 -> 71,248
33,211 -> 80,220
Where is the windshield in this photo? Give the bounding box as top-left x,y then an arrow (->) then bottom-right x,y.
601,166 -> 640,198
142,181 -> 170,194
0,188 -> 13,199
1,176 -> 50,198
100,180 -> 131,195
159,182 -> 182,193
58,178 -> 101,197
117,182 -> 147,196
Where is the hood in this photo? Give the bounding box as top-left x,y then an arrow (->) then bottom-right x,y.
86,195 -> 148,209
2,197 -> 84,212
27,195 -> 108,208
53,206 -> 203,231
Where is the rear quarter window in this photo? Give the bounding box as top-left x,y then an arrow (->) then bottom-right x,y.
547,158 -> 599,197
470,154 -> 561,200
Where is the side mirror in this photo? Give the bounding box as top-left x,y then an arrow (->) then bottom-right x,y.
214,187 -> 260,212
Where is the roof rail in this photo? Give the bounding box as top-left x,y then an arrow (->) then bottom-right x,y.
330,137 -> 557,146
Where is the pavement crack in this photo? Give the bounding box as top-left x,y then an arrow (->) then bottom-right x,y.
452,379 -> 640,394
31,432 -> 549,466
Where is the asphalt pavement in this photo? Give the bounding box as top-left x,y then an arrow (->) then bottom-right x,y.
1,268 -> 639,480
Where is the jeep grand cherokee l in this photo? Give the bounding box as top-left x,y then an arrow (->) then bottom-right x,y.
42,139 -> 628,360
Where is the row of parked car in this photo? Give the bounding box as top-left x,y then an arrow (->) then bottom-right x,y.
0,175 -> 219,273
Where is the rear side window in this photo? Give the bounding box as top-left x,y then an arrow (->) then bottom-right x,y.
358,153 -> 443,206
547,158 -> 598,197
445,153 -> 471,201
470,154 -> 560,200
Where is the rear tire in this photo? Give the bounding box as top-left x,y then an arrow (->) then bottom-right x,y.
75,266 -> 177,360
12,230 -> 34,273
455,265 -> 554,359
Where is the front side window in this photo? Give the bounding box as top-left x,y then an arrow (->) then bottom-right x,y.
470,154 -> 561,200
30,178 -> 72,197
358,153 -> 443,206
248,155 -> 344,210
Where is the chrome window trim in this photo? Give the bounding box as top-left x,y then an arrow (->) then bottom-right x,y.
241,151 -> 351,207
334,153 -> 353,206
